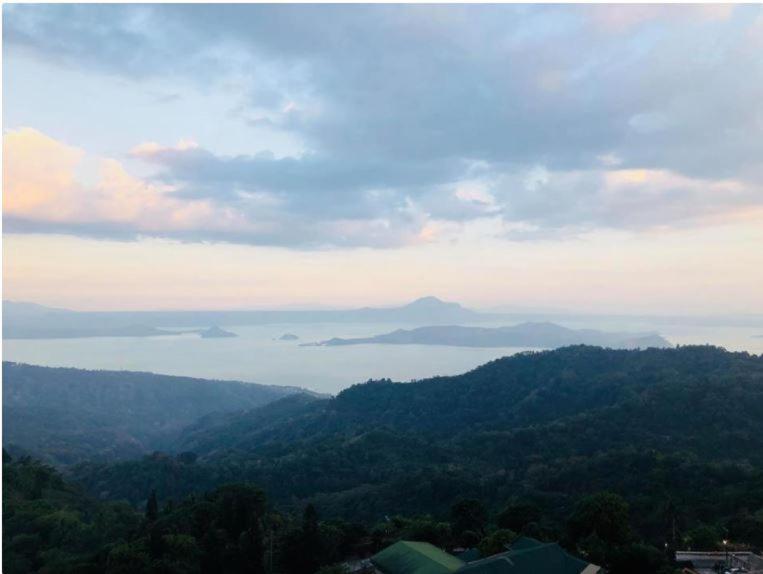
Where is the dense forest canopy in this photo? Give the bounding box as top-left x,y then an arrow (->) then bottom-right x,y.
64,348 -> 763,544
0,454 -> 699,574
5,346 -> 763,573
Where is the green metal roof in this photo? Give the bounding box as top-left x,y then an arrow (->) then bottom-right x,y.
458,541 -> 591,574
371,537 -> 595,574
372,541 -> 466,574
456,548 -> 482,563
509,537 -> 544,552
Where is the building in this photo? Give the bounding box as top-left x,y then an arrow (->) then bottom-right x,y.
370,537 -> 601,574
676,550 -> 763,574
457,537 -> 601,574
371,540 -> 466,574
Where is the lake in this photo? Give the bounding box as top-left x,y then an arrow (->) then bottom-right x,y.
4,319 -> 762,395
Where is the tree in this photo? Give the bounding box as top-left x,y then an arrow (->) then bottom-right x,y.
451,499 -> 488,538
216,484 -> 266,540
155,534 -> 202,574
401,517 -> 451,548
685,525 -> 721,550
177,452 -> 198,465
608,543 -> 669,574
106,542 -> 151,574
478,529 -> 517,557
568,492 -> 631,548
239,524 -> 266,574
280,505 -> 323,574
145,490 -> 159,523
496,501 -> 541,532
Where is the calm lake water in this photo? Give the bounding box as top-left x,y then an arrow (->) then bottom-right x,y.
4,320 -> 762,395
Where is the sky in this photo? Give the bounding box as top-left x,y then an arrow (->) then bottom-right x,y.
3,4 -> 763,313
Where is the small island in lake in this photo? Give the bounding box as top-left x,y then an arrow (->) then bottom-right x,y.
279,333 -> 299,341
307,322 -> 671,350
199,326 -> 238,339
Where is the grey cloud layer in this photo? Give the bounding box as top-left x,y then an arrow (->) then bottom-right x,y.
5,4 -> 763,246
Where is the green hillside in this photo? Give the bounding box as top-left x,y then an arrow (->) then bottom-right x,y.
70,346 -> 763,550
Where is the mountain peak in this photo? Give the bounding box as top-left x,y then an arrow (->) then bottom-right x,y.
404,296 -> 460,309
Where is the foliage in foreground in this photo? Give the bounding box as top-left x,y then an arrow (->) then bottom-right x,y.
4,453 -> 738,574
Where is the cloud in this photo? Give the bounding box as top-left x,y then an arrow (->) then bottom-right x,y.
584,4 -> 734,34
4,5 -> 763,247
5,127 -> 762,249
4,129 -> 442,248
4,129 -> 249,240
496,167 -> 762,239
6,5 -> 760,173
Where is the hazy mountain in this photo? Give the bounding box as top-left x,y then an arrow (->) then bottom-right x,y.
310,322 -> 672,349
2,362 -> 308,465
5,298 -> 762,341
3,301 -> 180,339
385,296 -> 478,322
5,324 -> 179,339
198,325 -> 237,338
3,300 -> 69,316
3,296 -> 484,339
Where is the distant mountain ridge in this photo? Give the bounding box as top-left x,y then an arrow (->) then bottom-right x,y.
309,322 -> 671,350
5,298 -> 763,340
2,362 -> 309,465
2,296 -> 483,339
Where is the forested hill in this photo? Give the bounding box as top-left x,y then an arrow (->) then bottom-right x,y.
2,362 -> 306,465
74,345 -> 763,545
177,345 -> 763,453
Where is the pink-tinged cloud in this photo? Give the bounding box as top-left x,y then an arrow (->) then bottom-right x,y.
495,164 -> 763,240
4,129 -> 440,248
7,128 -> 763,249
584,4 -> 734,34
4,128 -> 249,235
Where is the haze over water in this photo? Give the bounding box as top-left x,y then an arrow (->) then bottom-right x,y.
5,319 -> 761,395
